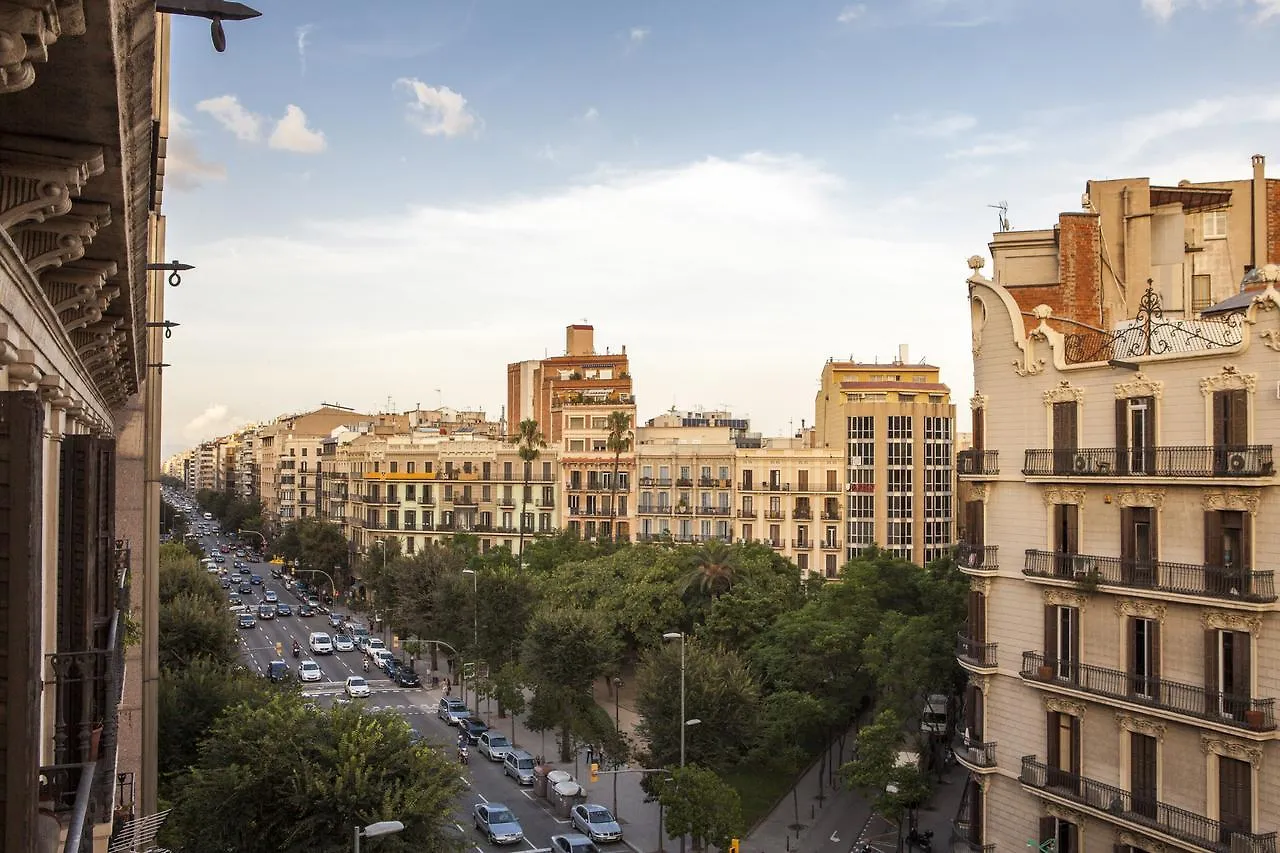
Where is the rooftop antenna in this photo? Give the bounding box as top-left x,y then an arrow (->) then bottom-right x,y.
434,388 -> 442,409
989,201 -> 1011,232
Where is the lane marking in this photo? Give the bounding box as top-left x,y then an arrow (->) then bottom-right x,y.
475,790 -> 488,803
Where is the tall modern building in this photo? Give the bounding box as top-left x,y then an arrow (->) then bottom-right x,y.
508,324 -> 636,541
813,346 -> 956,566
957,158 -> 1279,853
0,3 -> 173,848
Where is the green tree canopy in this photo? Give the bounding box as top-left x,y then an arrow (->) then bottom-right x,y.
272,517 -> 351,589
840,708 -> 932,825
657,764 -> 744,852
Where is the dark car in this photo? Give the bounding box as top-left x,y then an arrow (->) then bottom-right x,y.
238,583 -> 252,594
298,604 -> 316,617
266,660 -> 290,682
328,612 -> 345,630
393,667 -> 421,688
219,577 -> 232,589
270,568 -> 282,579
382,657 -> 407,679
275,603 -> 293,617
237,612 -> 256,629
250,574 -> 263,585
458,716 -> 489,744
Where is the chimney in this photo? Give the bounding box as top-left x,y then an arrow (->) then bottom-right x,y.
566,324 -> 594,357
1252,154 -> 1267,268
897,343 -> 908,365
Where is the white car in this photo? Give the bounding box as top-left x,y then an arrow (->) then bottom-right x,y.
478,731 -> 513,762
297,660 -> 322,683
308,632 -> 333,655
345,675 -> 371,698
333,634 -> 355,652
370,649 -> 395,670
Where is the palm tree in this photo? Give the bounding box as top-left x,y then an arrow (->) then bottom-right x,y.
514,418 -> 546,570
683,539 -> 739,596
605,410 -> 633,543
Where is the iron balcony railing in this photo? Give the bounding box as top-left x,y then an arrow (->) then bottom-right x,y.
1023,445 -> 1275,478
956,633 -> 998,668
1023,549 -> 1277,603
698,478 -> 718,487
1020,651 -> 1276,732
821,510 -> 841,520
950,820 -> 994,853
451,494 -> 479,506
498,498 -> 516,508
953,734 -> 997,769
737,509 -> 756,518
697,506 -> 730,516
638,506 -> 671,515
956,543 -> 999,572
793,508 -> 812,519
1019,755 -> 1277,853
957,449 -> 1000,476
791,540 -> 813,550
764,511 -> 785,520
820,540 -> 841,550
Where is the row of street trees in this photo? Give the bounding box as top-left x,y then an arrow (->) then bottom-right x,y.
194,489 -> 265,536
154,543 -> 463,851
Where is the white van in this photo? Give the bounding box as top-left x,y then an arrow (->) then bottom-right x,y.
203,512 -> 213,520
920,694 -> 949,736
308,632 -> 333,655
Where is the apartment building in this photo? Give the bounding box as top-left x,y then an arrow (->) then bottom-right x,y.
509,324 -> 636,541
813,347 -> 957,567
0,3 -> 172,846
956,160 -> 1280,853
635,410 -> 742,546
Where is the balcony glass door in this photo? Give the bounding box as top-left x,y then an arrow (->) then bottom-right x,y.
1121,506 -> 1157,587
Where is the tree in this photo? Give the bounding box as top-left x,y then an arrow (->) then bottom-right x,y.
656,764 -> 744,852
514,417 -> 546,570
840,709 -> 932,826
605,410 -> 632,542
683,539 -> 739,597
163,696 -> 463,853
271,517 -> 351,591
520,608 -> 621,761
159,593 -> 239,671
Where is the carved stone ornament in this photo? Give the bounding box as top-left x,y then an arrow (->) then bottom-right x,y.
1261,329 -> 1280,352
1042,588 -> 1089,609
1199,365 -> 1257,396
1117,831 -> 1166,853
970,392 -> 989,412
6,351 -> 42,390
0,1 -> 88,94
1201,737 -> 1263,769
1201,610 -> 1262,636
1117,488 -> 1165,509
9,201 -> 111,274
970,578 -> 992,596
1043,380 -> 1085,405
1044,802 -> 1087,824
971,297 -> 987,358
968,483 -> 990,503
1114,372 -> 1164,400
1042,486 -> 1086,506
1013,356 -> 1046,377
968,673 -> 991,694
0,135 -> 105,230
1201,489 -> 1261,515
1043,696 -> 1087,718
1113,598 -> 1166,621
1116,713 -> 1166,742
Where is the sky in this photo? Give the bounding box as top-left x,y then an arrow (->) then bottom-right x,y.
160,0 -> 1280,458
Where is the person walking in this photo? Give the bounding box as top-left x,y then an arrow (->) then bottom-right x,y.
444,677 -> 451,696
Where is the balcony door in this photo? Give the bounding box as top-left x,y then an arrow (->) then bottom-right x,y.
1045,710 -> 1081,792
1130,732 -> 1158,819
1116,396 -> 1156,474
1206,628 -> 1252,722
1120,506 -> 1157,587
1205,510 -> 1251,596
1128,616 -> 1161,700
1044,604 -> 1079,681
963,682 -> 984,743
1218,756 -> 1252,842
1052,503 -> 1078,578
1052,401 -> 1078,475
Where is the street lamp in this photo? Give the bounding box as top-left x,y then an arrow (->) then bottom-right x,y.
353,819 -> 404,853
462,569 -> 478,708
612,676 -> 623,816
663,631 -> 689,853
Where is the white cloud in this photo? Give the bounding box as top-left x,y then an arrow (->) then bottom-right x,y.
582,106 -> 599,122
536,144 -> 558,162
395,78 -> 479,137
837,4 -> 867,23
1257,0 -> 1280,19
181,404 -> 246,443
1141,0 -> 1177,18
893,111 -> 978,138
269,105 -> 327,153
165,111 -> 227,189
946,135 -> 1031,159
1140,0 -> 1280,20
629,26 -> 650,44
196,94 -> 263,142
296,24 -> 315,74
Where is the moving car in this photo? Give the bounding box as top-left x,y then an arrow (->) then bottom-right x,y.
473,803 -> 524,845
266,660 -> 290,682
570,804 -> 623,843
250,574 -> 263,585
308,632 -> 333,655
257,603 -> 276,620
503,750 -> 537,785
344,675 -> 371,698
332,634 -> 355,652
551,834 -> 601,853
370,649 -> 395,670
263,589 -> 278,603
478,731 -> 513,762
328,612 -> 345,630
237,612 -> 256,629
275,603 -> 293,617
437,697 -> 469,725
297,659 -> 322,682
298,604 -> 316,617
458,717 -> 489,744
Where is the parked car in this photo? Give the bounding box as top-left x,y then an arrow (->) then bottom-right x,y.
473,803 -> 524,845
392,666 -> 421,688
297,659 -> 323,683
458,716 -> 489,744
570,804 -> 623,843
551,834 -> 600,853
344,675 -> 371,698
328,612 -> 345,629
437,697 -> 469,725
370,649 -> 395,670
478,730 -> 513,762
363,637 -> 387,656
503,750 -> 537,785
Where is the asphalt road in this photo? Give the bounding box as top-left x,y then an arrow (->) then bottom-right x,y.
194,529 -> 597,853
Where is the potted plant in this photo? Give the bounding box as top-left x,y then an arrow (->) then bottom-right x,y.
1244,708 -> 1267,729
1038,662 -> 1055,680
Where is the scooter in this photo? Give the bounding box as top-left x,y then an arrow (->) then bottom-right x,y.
458,746 -> 469,765
291,644 -> 300,659
907,828 -> 933,853
362,658 -> 370,673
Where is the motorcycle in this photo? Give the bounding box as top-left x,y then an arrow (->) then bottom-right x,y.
457,746 -> 469,765
362,658 -> 370,673
291,644 -> 300,659
907,828 -> 933,853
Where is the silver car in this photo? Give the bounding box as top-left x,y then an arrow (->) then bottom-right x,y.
570,804 -> 623,843
473,803 -> 523,845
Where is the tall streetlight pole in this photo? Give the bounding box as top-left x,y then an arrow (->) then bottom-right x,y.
663,631 -> 688,853
353,819 -> 404,853
462,568 -> 478,708
612,676 -> 623,817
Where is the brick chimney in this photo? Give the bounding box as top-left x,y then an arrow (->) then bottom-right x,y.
566,324 -> 594,357
1057,212 -> 1104,327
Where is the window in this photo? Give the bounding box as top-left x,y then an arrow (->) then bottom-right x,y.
389,461 -> 397,473
1206,627 -> 1252,722
825,554 -> 838,578
1045,711 -> 1081,790
1045,604 -> 1080,681
1203,209 -> 1228,239
404,510 -> 416,530
1129,617 -> 1160,699
591,439 -> 607,452
1052,401 -> 1078,474
887,416 -> 913,440
1116,396 -> 1156,474
503,461 -> 512,480
886,468 -> 912,492
569,439 -> 585,452
847,416 -> 874,440
1192,274 -> 1212,312
1121,505 -> 1157,584
592,417 -> 608,429
569,416 -> 585,430
1205,509 -> 1251,594
1219,756 -> 1253,837
797,553 -> 808,572
887,495 -> 912,518
301,448 -> 308,457
886,442 -> 912,467
1038,817 -> 1079,853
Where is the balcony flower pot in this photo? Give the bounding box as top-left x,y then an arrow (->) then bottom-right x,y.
1037,664 -> 1055,681
1244,709 -> 1266,729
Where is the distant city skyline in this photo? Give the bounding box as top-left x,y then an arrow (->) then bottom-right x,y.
159,0 -> 1280,458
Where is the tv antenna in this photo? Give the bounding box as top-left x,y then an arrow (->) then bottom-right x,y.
989,201 -> 1011,232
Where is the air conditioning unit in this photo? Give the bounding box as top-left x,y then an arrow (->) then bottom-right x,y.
1227,452 -> 1249,473
1072,453 -> 1091,474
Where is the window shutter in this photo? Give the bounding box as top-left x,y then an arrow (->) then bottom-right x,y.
973,408 -> 984,450
1044,605 -> 1057,661
1064,504 -> 1079,553
1140,395 -> 1157,448
1232,631 -> 1251,702
1213,391 -> 1228,445
1126,618 -> 1138,680
1204,511 -> 1223,566
1115,398 -> 1130,473
1045,712 -> 1059,766
1242,512 -> 1252,571
1039,818 -> 1055,849
1069,714 -> 1082,774
1069,608 -> 1080,667
1151,620 -> 1161,681
1205,630 -> 1220,714
1121,507 -> 1135,564
1228,389 -> 1248,446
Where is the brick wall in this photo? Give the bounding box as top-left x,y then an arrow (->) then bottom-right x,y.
1267,178 -> 1280,266
1007,212 -> 1103,334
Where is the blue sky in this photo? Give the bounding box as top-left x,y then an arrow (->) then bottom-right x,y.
161,0 -> 1280,456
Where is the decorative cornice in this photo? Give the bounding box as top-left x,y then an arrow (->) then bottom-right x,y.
1261,329 -> 1280,352
970,578 -> 992,596
1044,802 -> 1087,824
1201,609 -> 1262,636
9,201 -> 111,274
970,392 -> 988,412
1043,588 -> 1090,609
968,483 -> 990,503
1042,486 -> 1086,506
1114,372 -> 1164,400
1117,488 -> 1165,509
0,135 -> 105,230
1117,831 -> 1166,853
1201,736 -> 1263,769
1113,598 -> 1167,621
1202,489 -> 1261,515
1043,380 -> 1085,405
968,673 -> 991,694
0,2 -> 88,95
6,348 -> 42,390
1116,712 -> 1166,742
1043,696 -> 1087,718
1199,365 -> 1257,396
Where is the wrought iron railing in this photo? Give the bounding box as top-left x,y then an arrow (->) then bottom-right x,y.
737,509 -> 755,519
1023,549 -> 1277,603
950,820 -> 994,853
956,633 -> 998,668
793,508 -> 812,519
698,506 -> 730,516
1020,755 -> 1277,853
451,494 -> 479,506
1063,285 -> 1247,365
791,540 -> 813,550
956,543 -> 999,572
1023,446 -> 1274,478
953,735 -> 997,769
638,506 -> 671,515
1021,651 -> 1275,731
764,511 -> 785,520
957,449 -> 999,476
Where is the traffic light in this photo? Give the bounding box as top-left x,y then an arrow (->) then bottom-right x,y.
589,762 -> 599,783
729,839 -> 740,853
275,642 -> 283,657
